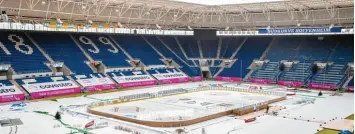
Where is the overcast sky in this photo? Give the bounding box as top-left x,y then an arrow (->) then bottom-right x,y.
172,0 -> 284,5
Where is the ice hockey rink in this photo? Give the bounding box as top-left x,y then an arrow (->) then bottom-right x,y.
90,90 -> 280,122
0,81 -> 353,134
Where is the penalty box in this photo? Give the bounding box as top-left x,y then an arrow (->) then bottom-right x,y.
88,88 -> 286,127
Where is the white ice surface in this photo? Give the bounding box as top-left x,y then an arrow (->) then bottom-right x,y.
0,82 -> 352,134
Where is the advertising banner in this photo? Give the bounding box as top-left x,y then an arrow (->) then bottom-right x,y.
158,77 -> 190,84
76,77 -> 116,92
215,76 -> 241,82
308,83 -> 336,90
258,27 -> 343,34
112,75 -> 157,88
22,81 -> 81,99
277,80 -> 303,87
153,72 -> 190,84
0,86 -> 25,103
248,78 -> 273,85
191,76 -> 203,81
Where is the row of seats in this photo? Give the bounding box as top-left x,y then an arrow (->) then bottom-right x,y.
72,34 -> 131,68
200,40 -> 218,58
0,32 -> 51,74
265,37 -> 300,61
30,32 -> 94,74
292,36 -> 336,62
16,76 -> 70,85
310,64 -> 348,87
250,62 -> 280,82
279,63 -> 312,83
0,80 -> 12,86
0,32 -> 352,86
219,37 -> 272,78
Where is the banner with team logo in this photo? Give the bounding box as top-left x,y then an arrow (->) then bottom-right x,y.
152,72 -> 190,84
258,27 -> 343,34
0,86 -> 25,103
22,81 -> 81,99
76,77 -> 116,92
112,75 -> 157,88
215,76 -> 241,82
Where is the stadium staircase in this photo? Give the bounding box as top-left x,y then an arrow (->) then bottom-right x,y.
174,36 -> 198,66
197,40 -> 204,58
29,32 -> 94,75
71,34 -> 132,68
217,37 -> 271,79
259,38 -> 276,60
108,35 -> 134,60
111,35 -> 165,65
244,37 -> 275,80
9,79 -> 29,97
213,38 -> 223,66
343,76 -> 354,89
146,36 -> 201,77
24,33 -> 54,63
213,37 -> 247,77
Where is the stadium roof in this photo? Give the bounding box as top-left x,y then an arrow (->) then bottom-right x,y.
1,0 -> 353,29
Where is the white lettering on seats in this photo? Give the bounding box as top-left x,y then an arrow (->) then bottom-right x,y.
98,37 -> 118,53
79,36 -> 100,53
8,34 -> 33,54
0,42 -> 11,55
39,82 -> 73,89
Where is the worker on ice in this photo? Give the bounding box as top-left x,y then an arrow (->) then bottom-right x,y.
253,104 -> 257,112
266,105 -> 270,113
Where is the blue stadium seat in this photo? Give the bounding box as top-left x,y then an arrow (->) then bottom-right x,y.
250,62 -> 280,82
72,34 -> 131,68
144,36 -> 200,76
200,40 -> 218,58
29,32 -> 93,74
0,80 -> 13,86
219,37 -> 244,58
327,35 -> 354,63
177,36 -> 200,58
279,63 -> 312,83
0,32 -> 50,73
111,35 -> 164,65
266,37 -> 300,61
310,64 -> 348,88
292,36 -> 336,62
219,37 -> 272,78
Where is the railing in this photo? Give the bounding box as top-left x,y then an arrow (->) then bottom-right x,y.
0,22 -> 352,36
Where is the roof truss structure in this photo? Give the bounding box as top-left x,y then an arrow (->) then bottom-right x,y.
0,0 -> 353,29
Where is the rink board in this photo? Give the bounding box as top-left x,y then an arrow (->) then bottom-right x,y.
88,90 -> 285,127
